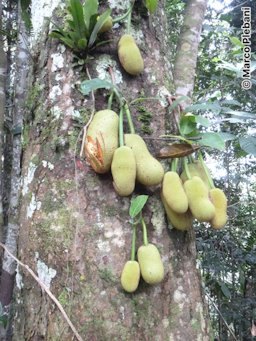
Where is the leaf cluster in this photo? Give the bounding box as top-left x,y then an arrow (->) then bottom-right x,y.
49,0 -> 111,57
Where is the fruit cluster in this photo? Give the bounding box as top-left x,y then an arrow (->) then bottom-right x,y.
84,110 -> 164,196
161,161 -> 228,230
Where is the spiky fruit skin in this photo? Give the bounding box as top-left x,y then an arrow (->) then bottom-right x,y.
138,244 -> 164,285
210,188 -> 228,229
121,261 -> 140,293
184,176 -> 215,222
180,161 -> 211,189
161,193 -> 193,231
124,134 -> 164,186
111,146 -> 136,196
98,16 -> 113,33
162,171 -> 188,214
118,34 -> 144,76
85,110 -> 119,174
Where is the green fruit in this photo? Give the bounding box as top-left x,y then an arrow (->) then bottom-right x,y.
85,110 -> 119,174
111,146 -> 136,196
121,260 -> 140,293
118,34 -> 144,76
162,171 -> 188,214
161,193 -> 193,231
180,161 -> 211,189
210,188 -> 228,229
124,134 -> 164,186
138,244 -> 164,285
184,176 -> 215,222
98,16 -> 113,33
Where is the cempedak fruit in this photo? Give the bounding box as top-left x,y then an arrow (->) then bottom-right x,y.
125,134 -> 164,186
162,171 -> 188,214
121,260 -> 140,293
184,176 -> 215,222
180,161 -> 211,189
85,110 -> 119,174
138,244 -> 164,285
98,16 -> 113,33
111,146 -> 136,196
161,193 -> 193,231
118,34 -> 144,76
209,188 -> 228,229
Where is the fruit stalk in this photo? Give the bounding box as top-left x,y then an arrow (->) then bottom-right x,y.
171,158 -> 178,172
131,225 -> 136,261
198,152 -> 215,189
119,107 -> 124,147
141,216 -> 149,246
124,103 -> 136,134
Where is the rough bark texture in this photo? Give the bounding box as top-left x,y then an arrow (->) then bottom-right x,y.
173,0 -> 208,99
9,1 -> 210,340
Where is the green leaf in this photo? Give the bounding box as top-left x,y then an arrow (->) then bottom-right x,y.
129,195 -> 149,218
80,78 -> 113,95
168,95 -> 190,111
220,282 -> 231,298
218,132 -> 236,142
195,115 -> 210,127
77,38 -> 88,49
185,102 -> 222,114
88,9 -> 111,47
239,136 -> 256,156
68,0 -> 87,39
49,31 -> 75,49
179,115 -> 197,135
146,0 -> 158,14
229,36 -> 244,48
222,109 -> 256,119
198,132 -> 225,150
83,0 -> 98,30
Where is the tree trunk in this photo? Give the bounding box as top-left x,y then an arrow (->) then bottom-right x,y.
4,1 -> 210,340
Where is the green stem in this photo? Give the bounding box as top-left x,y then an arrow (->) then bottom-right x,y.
107,91 -> 114,109
124,103 -> 135,134
112,6 -> 132,24
127,2 -> 134,34
183,158 -> 191,180
119,107 -> 124,147
141,217 -> 148,246
113,88 -> 124,108
198,152 -> 215,189
171,158 -> 178,172
131,225 -> 136,261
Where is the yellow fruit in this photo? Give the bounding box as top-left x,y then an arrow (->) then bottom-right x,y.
121,260 -> 140,293
98,16 -> 113,33
138,244 -> 164,285
124,134 -> 164,186
162,171 -> 188,213
184,176 -> 215,222
210,188 -> 228,229
85,110 -> 119,173
118,34 -> 144,76
180,161 -> 211,189
111,146 -> 136,196
161,193 -> 193,231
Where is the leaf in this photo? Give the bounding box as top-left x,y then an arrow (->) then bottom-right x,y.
80,78 -> 113,95
229,36 -> 244,48
179,114 -> 197,135
168,96 -> 190,111
195,115 -> 210,127
239,136 -> 256,156
222,109 -> 256,119
185,102 -> 222,114
88,9 -> 111,47
83,0 -> 98,30
129,195 -> 149,218
220,282 -> 231,298
68,0 -> 87,39
218,132 -> 236,142
157,143 -> 200,159
198,132 -> 225,150
145,0 -> 158,14
49,31 -> 75,49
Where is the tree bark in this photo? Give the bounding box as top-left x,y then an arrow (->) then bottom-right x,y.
4,1 -> 210,340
